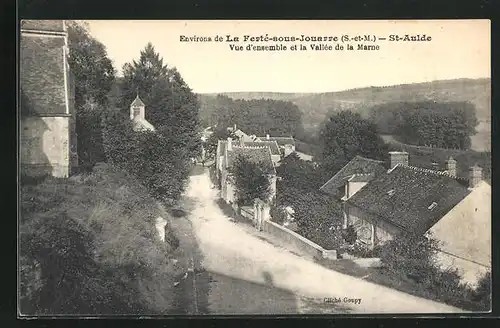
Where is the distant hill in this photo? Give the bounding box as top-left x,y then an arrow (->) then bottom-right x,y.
198,78 -> 490,152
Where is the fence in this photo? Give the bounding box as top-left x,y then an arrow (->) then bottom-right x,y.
240,206 -> 254,221
261,220 -> 337,260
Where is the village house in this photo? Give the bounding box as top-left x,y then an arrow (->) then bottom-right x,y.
227,124 -> 254,142
321,151 -> 491,286
240,139 -> 282,166
20,20 -> 78,178
256,135 -> 296,157
216,137 -> 277,205
319,155 -> 387,199
129,94 -> 155,132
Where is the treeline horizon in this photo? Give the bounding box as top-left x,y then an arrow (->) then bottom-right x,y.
369,101 -> 478,150
200,94 -> 305,138
201,92 -> 481,154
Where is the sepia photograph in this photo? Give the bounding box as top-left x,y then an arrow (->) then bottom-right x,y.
18,19 -> 491,316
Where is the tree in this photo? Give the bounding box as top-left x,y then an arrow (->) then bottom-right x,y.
291,190 -> 344,249
276,152 -> 323,192
66,21 -> 115,109
377,234 -> 441,283
119,43 -> 201,158
471,271 -> 491,310
204,127 -> 237,161
318,110 -> 388,175
229,155 -> 272,206
371,101 -> 479,150
66,21 -> 116,170
207,96 -> 304,137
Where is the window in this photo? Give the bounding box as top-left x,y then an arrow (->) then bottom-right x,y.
428,202 -> 438,210
133,107 -> 140,117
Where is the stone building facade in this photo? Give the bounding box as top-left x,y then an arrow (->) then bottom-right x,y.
20,20 -> 78,178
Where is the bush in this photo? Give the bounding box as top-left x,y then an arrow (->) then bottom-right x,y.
101,110 -> 191,201
342,225 -> 357,245
270,205 -> 287,225
376,234 -> 491,311
76,107 -> 106,171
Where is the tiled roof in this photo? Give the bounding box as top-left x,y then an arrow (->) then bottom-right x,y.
320,156 -> 386,195
348,173 -> 376,183
346,164 -> 470,235
21,20 -> 65,33
20,30 -> 68,115
257,136 -> 295,146
227,146 -> 276,174
243,141 -> 281,155
131,95 -> 145,107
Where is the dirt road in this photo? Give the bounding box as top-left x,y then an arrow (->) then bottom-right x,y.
182,167 -> 464,314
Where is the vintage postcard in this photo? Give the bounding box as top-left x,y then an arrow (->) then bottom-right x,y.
19,19 -> 491,316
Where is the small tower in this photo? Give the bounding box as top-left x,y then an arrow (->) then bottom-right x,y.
446,156 -> 457,177
130,94 -> 146,120
129,93 -> 155,131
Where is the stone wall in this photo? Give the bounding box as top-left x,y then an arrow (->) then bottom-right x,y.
20,116 -> 71,178
261,220 -> 337,260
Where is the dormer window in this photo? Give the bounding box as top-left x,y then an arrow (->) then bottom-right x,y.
428,202 -> 438,211
387,189 -> 395,197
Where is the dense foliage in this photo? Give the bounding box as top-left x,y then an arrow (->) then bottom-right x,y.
369,101 -> 478,149
228,154 -> 272,206
19,164 -> 183,315
101,109 -> 191,201
20,39 -> 200,314
274,153 -> 343,249
276,152 -> 323,191
117,43 -> 201,157
375,234 -> 491,311
317,110 -> 388,177
202,94 -> 304,137
66,21 -> 115,170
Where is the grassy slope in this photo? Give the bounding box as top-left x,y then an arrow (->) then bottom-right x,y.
20,163 -> 188,315
199,78 -> 491,151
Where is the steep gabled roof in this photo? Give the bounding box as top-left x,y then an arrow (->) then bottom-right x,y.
243,141 -> 281,155
346,165 -> 471,235
227,146 -> 276,174
130,95 -> 145,107
320,156 -> 386,195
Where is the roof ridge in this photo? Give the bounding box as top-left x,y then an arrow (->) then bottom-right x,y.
352,172 -> 375,177
355,155 -> 384,163
234,145 -> 269,150
397,164 -> 468,181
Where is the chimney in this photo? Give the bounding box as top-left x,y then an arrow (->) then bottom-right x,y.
233,124 -> 237,131
468,165 -> 482,189
446,156 -> 457,177
389,151 -> 409,168
227,137 -> 232,151
266,134 -> 270,140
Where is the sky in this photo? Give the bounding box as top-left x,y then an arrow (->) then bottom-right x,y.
85,20 -> 490,94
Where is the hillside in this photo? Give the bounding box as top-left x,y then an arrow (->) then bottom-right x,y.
198,78 -> 490,151
20,163 -> 187,315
